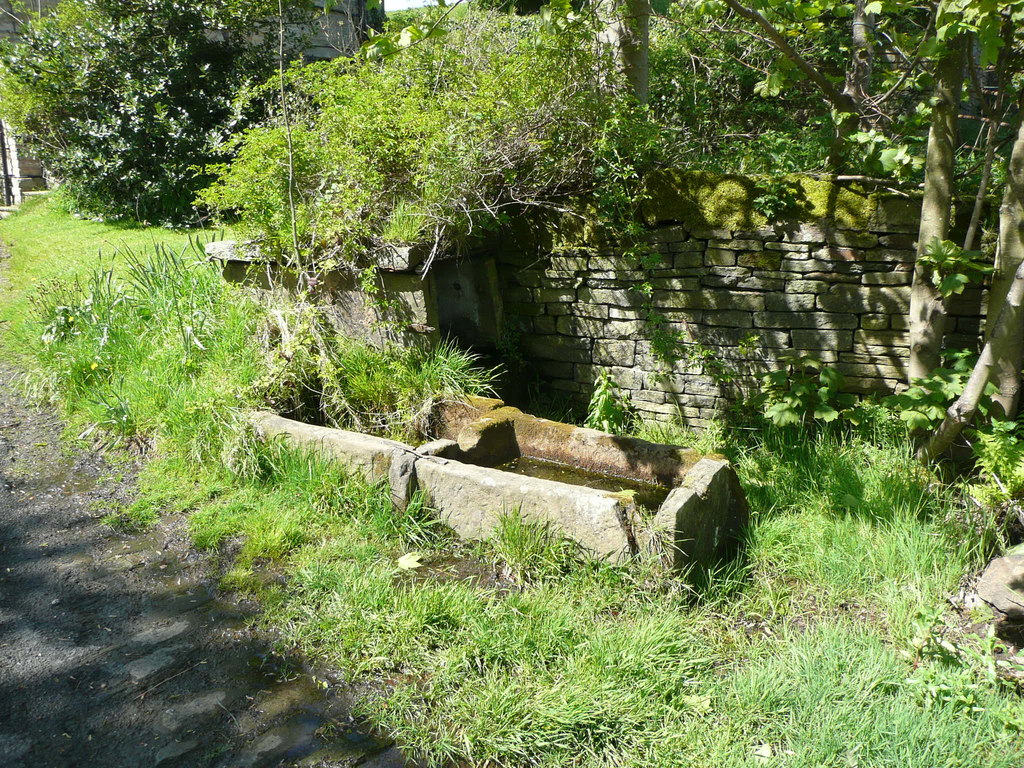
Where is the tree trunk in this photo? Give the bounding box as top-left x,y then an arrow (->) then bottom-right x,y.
599,0 -> 650,103
829,0 -> 874,168
918,256 -> 1024,462
986,112 -> 1024,418
907,36 -> 965,382
843,0 -> 874,106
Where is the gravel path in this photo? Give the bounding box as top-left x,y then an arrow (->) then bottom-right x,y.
0,361 -> 408,768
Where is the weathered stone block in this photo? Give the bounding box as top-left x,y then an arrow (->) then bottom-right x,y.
890,315 -> 909,330
879,234 -> 917,249
669,241 -> 705,254
738,252 -> 783,270
650,277 -> 701,292
791,329 -> 854,350
579,287 -> 641,307
505,287 -> 534,303
605,307 -> 644,321
781,257 -> 859,274
521,335 -> 591,362
755,311 -> 859,329
863,271 -> 912,285
556,315 -> 604,338
709,239 -> 763,251
415,457 -> 634,561
546,302 -> 573,316
548,255 -> 589,272
766,293 -> 816,312
646,225 -> 688,244
252,413 -> 407,481
817,285 -> 910,314
853,329 -> 909,347
512,272 -> 544,287
704,310 -> 754,328
505,301 -> 544,317
872,197 -> 921,230
594,339 -> 637,366
785,224 -> 828,243
705,249 -> 737,266
689,227 -> 732,239
532,316 -> 557,334
643,458 -> 749,571
861,314 -> 889,330
573,303 -> 611,320
765,241 -> 812,252
835,361 -> 906,379
589,256 -> 637,272
701,275 -> 785,291
786,279 -> 831,294
536,288 -> 577,303
633,389 -> 667,404
832,230 -> 879,248
700,327 -> 790,348
536,360 -> 575,379
550,379 -> 586,393
604,320 -> 645,339
863,248 -> 916,263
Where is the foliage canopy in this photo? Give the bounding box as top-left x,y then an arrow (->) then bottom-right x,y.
0,0 -> 317,222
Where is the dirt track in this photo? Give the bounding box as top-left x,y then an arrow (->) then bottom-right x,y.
0,360 -> 409,768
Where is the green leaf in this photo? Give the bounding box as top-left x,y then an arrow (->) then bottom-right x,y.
900,410 -> 933,431
813,404 -> 840,422
819,366 -> 843,390
766,402 -> 801,427
938,273 -> 969,297
397,552 -> 424,570
878,147 -> 900,172
864,0 -> 883,13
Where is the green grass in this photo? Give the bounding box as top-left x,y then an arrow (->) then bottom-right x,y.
2,199 -> 1023,767
0,196 -> 230,364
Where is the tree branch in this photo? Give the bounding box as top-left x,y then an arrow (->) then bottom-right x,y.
720,0 -> 858,115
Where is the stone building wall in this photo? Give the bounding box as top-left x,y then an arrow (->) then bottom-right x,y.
1,0 -> 57,204
491,173 -> 986,427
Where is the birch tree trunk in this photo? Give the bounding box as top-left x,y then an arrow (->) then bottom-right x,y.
918,257 -> 1024,462
986,112 -> 1024,418
598,0 -> 650,103
907,36 -> 965,382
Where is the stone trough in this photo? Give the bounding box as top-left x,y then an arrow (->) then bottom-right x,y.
252,398 -> 748,571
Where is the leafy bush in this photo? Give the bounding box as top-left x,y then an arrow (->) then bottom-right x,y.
884,350 -> 996,432
585,368 -> 630,434
0,0 -> 316,222
751,353 -> 858,427
200,9 -> 658,264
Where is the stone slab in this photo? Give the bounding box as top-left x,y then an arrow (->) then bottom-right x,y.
414,457 -> 633,561
252,412 -> 410,482
644,458 -> 749,570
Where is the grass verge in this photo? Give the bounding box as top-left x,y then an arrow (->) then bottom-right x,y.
2,198 -> 1022,767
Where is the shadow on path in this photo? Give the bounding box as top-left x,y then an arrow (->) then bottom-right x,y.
0,369 -> 409,768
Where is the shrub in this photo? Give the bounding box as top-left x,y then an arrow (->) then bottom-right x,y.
0,0 -> 317,223
199,8 -> 659,264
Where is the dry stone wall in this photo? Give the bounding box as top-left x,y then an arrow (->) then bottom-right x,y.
496,178 -> 987,427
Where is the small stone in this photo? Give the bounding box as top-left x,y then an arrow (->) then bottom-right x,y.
125,645 -> 182,682
154,739 -> 198,766
975,555 -> 1024,620
132,619 -> 191,646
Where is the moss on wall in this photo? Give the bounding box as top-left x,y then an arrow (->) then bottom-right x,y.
641,170 -> 879,232
503,170 -> 896,251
